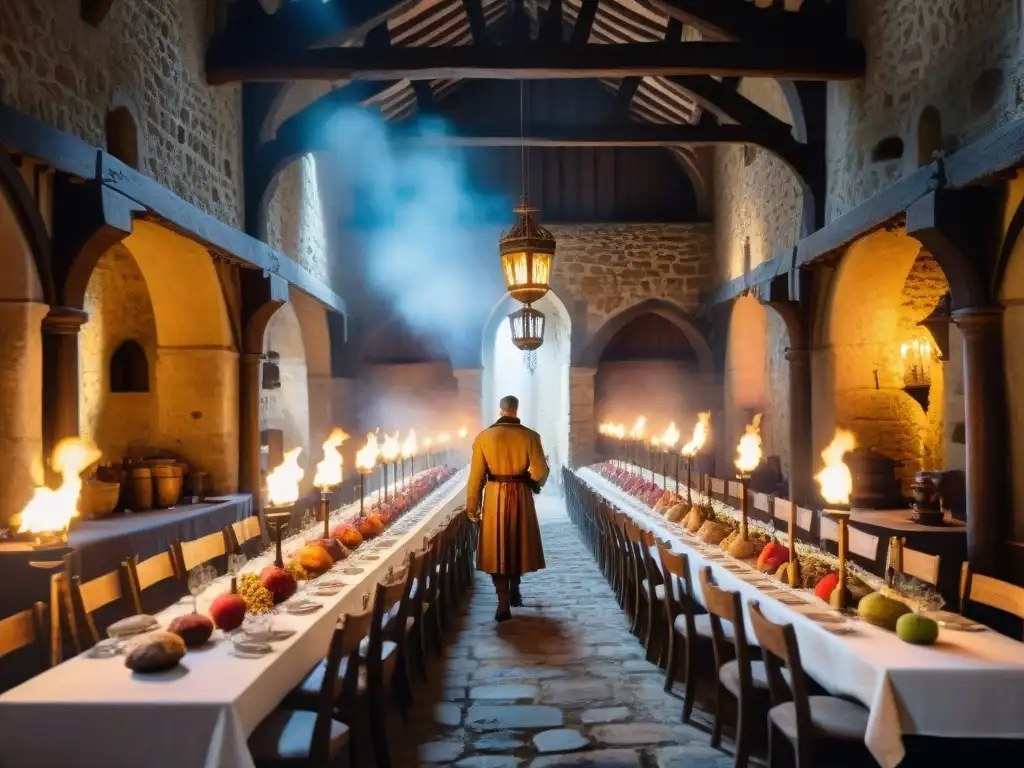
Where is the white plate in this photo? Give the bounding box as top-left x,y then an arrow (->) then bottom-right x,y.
285,601 -> 322,615
107,615 -> 159,638
230,641 -> 273,658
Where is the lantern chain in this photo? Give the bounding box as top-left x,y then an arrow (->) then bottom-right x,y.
523,349 -> 538,373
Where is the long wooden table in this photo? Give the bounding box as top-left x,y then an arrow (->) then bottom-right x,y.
0,471 -> 468,768
577,467 -> 1024,768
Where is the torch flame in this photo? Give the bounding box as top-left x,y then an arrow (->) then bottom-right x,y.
381,431 -> 401,462
437,433 -> 451,444
313,428 -> 349,488
599,423 -> 625,439
267,447 -> 304,506
660,422 -> 680,448
815,429 -> 858,506
401,429 -> 418,458
681,412 -> 711,457
18,438 -> 101,539
651,436 -> 662,448
629,416 -> 647,440
355,433 -> 379,472
458,427 -> 467,439
734,414 -> 763,475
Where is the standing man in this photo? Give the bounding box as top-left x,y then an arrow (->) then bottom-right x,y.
466,395 -> 550,622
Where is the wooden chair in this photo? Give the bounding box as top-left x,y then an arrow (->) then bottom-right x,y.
887,537 -> 941,587
248,616 -> 352,768
959,562 -> 1024,640
124,549 -> 179,614
657,544 -> 715,723
401,547 -> 432,685
747,601 -> 872,768
226,515 -> 265,558
700,567 -> 772,768
420,530 -> 445,659
67,566 -> 127,650
173,529 -> 229,576
0,602 -> 49,664
623,519 -> 648,639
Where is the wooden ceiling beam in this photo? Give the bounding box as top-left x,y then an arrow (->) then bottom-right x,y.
648,0 -> 843,42
206,40 -> 865,84
612,77 -> 643,121
461,0 -> 490,44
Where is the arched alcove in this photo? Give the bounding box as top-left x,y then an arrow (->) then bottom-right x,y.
359,318 -> 457,433
109,340 -> 149,393
724,295 -> 769,475
261,302 -> 311,476
917,106 -> 943,167
816,230 -> 950,496
998,197 -> 1024,539
0,183 -> 48,525
106,107 -> 139,169
482,292 -> 572,479
80,245 -> 158,463
289,288 -> 334,452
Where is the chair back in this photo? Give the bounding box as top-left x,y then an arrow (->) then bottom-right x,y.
337,610 -> 374,714
887,537 -> 941,587
747,602 -> 807,715
0,602 -> 48,661
227,516 -> 264,557
959,562 -> 1024,639
367,576 -> 406,667
699,566 -> 752,674
174,530 -> 229,575
819,515 -> 880,561
69,567 -> 125,649
657,544 -> 699,632
125,550 -> 178,614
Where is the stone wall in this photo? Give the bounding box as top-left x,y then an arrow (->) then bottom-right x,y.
0,0 -> 242,227
265,153 -> 331,286
595,360 -> 716,438
549,223 -> 714,340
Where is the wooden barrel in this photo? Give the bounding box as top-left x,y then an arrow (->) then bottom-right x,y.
152,466 -> 181,508
129,468 -> 153,511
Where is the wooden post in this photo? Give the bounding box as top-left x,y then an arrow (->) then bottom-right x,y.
41,307 -> 89,484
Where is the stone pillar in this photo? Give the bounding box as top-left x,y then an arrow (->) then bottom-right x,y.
41,307 -> 89,480
454,367 -> 483,434
0,301 -> 49,526
239,351 -> 262,501
785,347 -> 814,506
569,366 -> 597,469
954,307 -> 1009,576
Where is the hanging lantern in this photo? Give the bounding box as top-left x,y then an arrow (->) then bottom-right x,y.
499,202 -> 555,305
509,305 -> 545,351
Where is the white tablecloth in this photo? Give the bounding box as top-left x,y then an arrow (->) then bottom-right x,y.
578,468 -> 1024,768
0,470 -> 468,768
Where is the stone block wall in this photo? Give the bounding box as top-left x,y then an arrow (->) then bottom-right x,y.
549,223 -> 714,340
265,153 -> 331,287
0,0 -> 242,227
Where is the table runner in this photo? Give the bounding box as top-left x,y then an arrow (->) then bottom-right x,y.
0,471 -> 468,768
578,468 -> 1024,768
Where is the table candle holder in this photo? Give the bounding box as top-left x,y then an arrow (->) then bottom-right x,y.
824,508 -> 853,611
685,455 -> 694,505
265,507 -> 292,568
358,469 -> 373,518
737,472 -> 751,540
784,504 -> 801,588
319,488 -> 333,539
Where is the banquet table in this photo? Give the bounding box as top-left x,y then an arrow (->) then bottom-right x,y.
577,467 -> 1024,768
0,470 -> 468,768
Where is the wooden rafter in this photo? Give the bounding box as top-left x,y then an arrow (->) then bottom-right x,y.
612,77 -> 643,120
648,0 -> 843,41
207,40 -> 865,84
570,0 -> 599,43
461,0 -> 490,43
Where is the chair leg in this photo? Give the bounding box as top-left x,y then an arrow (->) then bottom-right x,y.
663,629 -> 677,693
416,619 -> 431,682
710,682 -> 725,748
733,693 -> 751,768
681,637 -> 697,724
368,687 -> 392,768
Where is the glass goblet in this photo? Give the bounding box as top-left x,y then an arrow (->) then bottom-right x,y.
187,567 -> 204,613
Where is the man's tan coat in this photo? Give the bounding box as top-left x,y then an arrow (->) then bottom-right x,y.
466,417 -> 550,576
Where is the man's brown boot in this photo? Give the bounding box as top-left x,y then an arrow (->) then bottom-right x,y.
492,575 -> 512,622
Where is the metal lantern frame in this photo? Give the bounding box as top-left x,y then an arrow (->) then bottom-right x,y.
508,304 -> 546,352
499,202 -> 556,306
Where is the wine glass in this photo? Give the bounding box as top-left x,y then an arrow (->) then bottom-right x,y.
187,567 -> 205,613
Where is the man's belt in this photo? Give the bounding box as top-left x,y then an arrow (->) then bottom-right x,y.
486,474 -> 532,484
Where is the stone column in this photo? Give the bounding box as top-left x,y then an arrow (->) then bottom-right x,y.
569,366 -> 597,469
954,307 -> 1009,576
41,307 -> 89,480
238,351 -> 262,501
785,347 -> 814,506
0,301 -> 49,526
454,367 -> 483,433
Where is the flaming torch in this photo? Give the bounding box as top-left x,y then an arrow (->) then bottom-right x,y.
381,432 -> 401,503
355,433 -> 379,518
17,438 -> 101,548
424,437 -> 434,469
265,447 -> 304,567
401,429 -> 418,489
458,426 -> 468,463
629,416 -> 647,475
681,412 -> 710,504
734,414 -> 763,543
314,428 -> 349,538
438,433 -> 451,467
816,429 -> 858,610
660,423 -> 680,491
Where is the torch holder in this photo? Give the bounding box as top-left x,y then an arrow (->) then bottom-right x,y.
737,473 -> 751,540
823,507 -> 853,612
320,489 -> 333,539
265,506 -> 293,568
358,469 -> 374,518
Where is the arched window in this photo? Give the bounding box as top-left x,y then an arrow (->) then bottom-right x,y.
109,340 -> 149,393
871,136 -> 904,163
917,106 -> 942,167
105,107 -> 139,168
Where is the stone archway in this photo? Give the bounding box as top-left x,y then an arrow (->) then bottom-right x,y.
815,229 -> 951,496
262,301 -> 311,481
0,179 -> 50,525
482,292 -> 572,477
998,205 -> 1024,540
79,221 -> 239,493
723,295 -> 770,476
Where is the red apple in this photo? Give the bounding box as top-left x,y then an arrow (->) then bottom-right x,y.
210,593 -> 246,631
260,566 -> 298,603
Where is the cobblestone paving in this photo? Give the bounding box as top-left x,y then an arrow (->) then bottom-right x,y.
394,496 -> 732,767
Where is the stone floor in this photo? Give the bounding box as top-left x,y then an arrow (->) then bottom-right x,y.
392,495 -> 733,768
